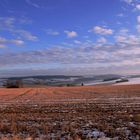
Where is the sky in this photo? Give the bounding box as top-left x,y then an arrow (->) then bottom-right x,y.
0,0 -> 140,77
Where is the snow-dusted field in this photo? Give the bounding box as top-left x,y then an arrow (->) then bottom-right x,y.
115,77 -> 140,85
84,80 -> 117,86
84,77 -> 140,86
0,85 -> 139,139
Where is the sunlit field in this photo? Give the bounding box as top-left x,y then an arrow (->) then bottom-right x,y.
0,85 -> 139,140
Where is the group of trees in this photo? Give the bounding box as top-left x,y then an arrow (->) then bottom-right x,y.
4,80 -> 23,88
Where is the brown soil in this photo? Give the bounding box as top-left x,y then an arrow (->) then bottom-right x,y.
0,85 -> 139,140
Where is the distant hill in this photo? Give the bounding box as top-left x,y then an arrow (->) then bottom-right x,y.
0,74 -> 127,87
7,75 -> 81,80
0,74 -> 140,87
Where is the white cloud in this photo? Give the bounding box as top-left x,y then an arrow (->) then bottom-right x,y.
11,39 -> 24,45
1,38 -> 140,76
90,26 -> 113,35
136,25 -> 140,32
0,17 -> 38,42
122,0 -> 133,4
115,35 -> 127,43
0,17 -> 15,29
25,0 -> 40,8
46,29 -> 60,36
117,13 -> 124,17
74,40 -> 81,44
119,28 -> 129,34
0,44 -> 6,48
113,47 -> 140,56
115,34 -> 140,45
136,4 -> 140,10
16,30 -> 38,41
97,37 -> 107,44
137,16 -> 140,23
1,43 -> 140,68
64,31 -> 78,38
0,37 -> 7,43
0,36 -> 24,46
19,17 -> 32,25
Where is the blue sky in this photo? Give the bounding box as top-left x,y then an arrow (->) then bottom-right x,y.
0,0 -> 140,77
